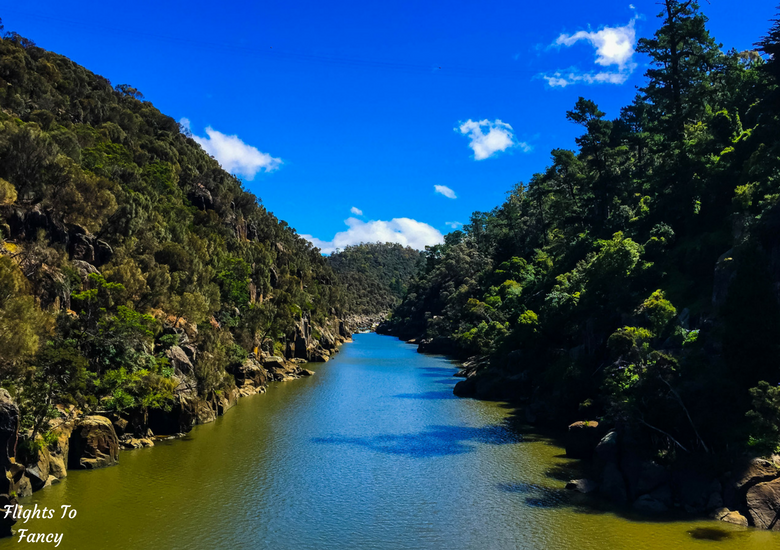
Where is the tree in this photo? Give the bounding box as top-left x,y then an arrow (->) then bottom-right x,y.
0,257 -> 50,375
22,340 -> 88,443
637,1 -> 722,142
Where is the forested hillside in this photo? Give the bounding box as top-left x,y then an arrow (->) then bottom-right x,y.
0,21 -> 347,449
383,2 -> 780,458
327,243 -> 424,315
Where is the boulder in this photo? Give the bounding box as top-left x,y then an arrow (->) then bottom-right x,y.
0,494 -> 18,537
111,417 -> 129,437
453,377 -> 476,398
706,491 -> 724,511
594,431 -> 619,465
0,388 -> 20,529
310,348 -> 331,362
633,494 -> 668,513
23,443 -> 51,491
262,356 -> 287,370
0,389 -> 19,470
600,462 -> 628,504
452,371 -> 525,401
668,469 -> 712,514
300,369 -> 315,377
565,479 -> 598,494
713,508 -> 749,527
734,458 -> 778,492
565,421 -> 601,459
215,387 -> 240,415
417,337 -> 457,355
184,396 -> 217,426
47,420 -> 75,480
636,462 -> 669,495
235,359 -> 269,388
68,416 -> 120,469
15,471 -> 32,498
746,477 -> 780,530
650,484 -> 673,508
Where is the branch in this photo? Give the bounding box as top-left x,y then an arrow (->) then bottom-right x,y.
637,415 -> 689,453
658,375 -> 710,453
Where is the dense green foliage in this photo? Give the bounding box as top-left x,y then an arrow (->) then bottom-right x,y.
387,2 -> 780,456
327,243 -> 424,315
0,24 -> 343,439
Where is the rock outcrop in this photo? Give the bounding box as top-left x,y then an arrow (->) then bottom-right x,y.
565,421 -> 601,459
746,477 -> 780,530
0,390 -> 19,537
67,416 -> 120,469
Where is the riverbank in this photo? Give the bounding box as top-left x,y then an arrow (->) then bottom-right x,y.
375,325 -> 780,533
0,316 -> 356,537
1,333 -> 775,550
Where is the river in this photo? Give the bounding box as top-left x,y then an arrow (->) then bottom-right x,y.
2,333 -> 776,549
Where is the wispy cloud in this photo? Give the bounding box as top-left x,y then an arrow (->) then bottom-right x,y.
543,69 -> 632,87
445,221 -> 463,229
350,206 -> 363,216
434,185 -> 457,199
541,16 -> 638,87
181,118 -> 282,179
302,217 -> 444,255
457,119 -> 529,160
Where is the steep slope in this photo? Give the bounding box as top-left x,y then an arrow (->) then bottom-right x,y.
0,23 -> 352,508
384,3 -> 780,461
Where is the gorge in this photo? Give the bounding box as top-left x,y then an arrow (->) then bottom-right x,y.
2,1 -> 780,546
0,334 -> 776,550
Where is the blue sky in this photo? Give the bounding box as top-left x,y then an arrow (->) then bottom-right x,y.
3,1 -> 777,253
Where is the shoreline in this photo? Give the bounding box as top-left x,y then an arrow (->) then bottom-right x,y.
379,328 -> 780,533
0,322 -> 356,537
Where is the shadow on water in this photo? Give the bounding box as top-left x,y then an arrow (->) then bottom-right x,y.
313,424 -> 522,458
497,481 -> 575,509
483,402 -> 746,528
392,391 -> 458,400
688,527 -> 733,541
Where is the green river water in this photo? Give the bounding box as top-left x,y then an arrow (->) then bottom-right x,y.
2,333 -> 777,549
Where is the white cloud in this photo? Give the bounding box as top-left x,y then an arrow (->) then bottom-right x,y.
556,19 -> 636,69
302,217 -> 444,254
181,119 -> 282,180
445,221 -> 463,229
434,185 -> 457,199
350,206 -> 363,216
457,119 -> 527,160
543,69 -> 631,88
542,17 -> 638,87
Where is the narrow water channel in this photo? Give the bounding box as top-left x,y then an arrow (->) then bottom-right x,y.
3,334 -> 776,549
